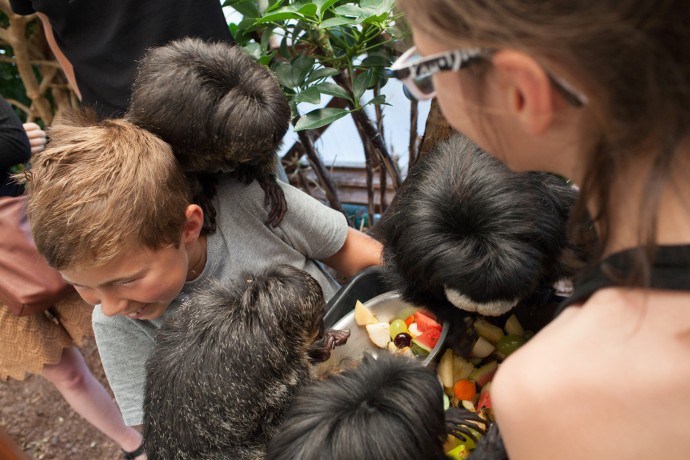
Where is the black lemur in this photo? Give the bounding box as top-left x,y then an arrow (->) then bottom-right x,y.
142,265 -> 349,460
127,37 -> 291,228
372,134 -> 582,354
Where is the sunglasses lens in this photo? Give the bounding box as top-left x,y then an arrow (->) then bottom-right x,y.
413,76 -> 435,96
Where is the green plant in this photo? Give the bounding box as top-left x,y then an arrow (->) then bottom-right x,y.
225,0 -> 406,220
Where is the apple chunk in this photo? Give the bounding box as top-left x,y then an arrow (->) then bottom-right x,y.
365,322 -> 391,348
355,300 -> 378,325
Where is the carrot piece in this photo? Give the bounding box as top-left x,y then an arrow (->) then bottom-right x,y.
453,379 -> 477,401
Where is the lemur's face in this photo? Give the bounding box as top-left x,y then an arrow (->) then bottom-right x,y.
61,240 -> 190,320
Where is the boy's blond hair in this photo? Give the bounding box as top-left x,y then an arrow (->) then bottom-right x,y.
23,110 -> 192,271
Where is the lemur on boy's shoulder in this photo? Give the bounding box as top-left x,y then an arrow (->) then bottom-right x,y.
127,38 -> 291,228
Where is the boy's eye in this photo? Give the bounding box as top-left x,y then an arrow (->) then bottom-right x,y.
116,279 -> 136,286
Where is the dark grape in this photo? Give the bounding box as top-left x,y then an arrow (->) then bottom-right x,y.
393,332 -> 412,348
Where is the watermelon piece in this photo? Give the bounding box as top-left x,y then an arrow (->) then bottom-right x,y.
413,310 -> 443,335
477,389 -> 492,411
414,328 -> 441,350
410,338 -> 431,356
468,361 -> 498,387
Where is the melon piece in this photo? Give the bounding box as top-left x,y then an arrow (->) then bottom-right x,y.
468,360 -> 498,388
477,382 -> 492,411
413,310 -> 443,335
410,337 -> 431,357
414,328 -> 441,350
365,322 -> 390,348
354,300 -> 378,325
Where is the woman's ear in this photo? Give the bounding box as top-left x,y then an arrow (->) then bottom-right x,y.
182,204 -> 204,244
491,50 -> 555,135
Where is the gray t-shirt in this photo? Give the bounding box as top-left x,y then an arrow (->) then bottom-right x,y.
92,176 -> 348,426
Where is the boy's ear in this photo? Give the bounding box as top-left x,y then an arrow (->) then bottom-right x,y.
490,50 -> 555,135
182,204 -> 204,244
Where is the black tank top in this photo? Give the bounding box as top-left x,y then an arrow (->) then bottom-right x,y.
557,245 -> 690,315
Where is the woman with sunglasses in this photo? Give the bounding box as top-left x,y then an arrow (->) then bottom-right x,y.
391,2 -> 690,459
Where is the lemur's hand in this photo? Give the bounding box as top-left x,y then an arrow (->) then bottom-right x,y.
308,329 -> 351,363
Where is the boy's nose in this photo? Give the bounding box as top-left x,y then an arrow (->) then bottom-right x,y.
99,294 -> 129,317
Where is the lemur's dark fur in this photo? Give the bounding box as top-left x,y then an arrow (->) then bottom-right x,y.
127,38 -> 291,228
372,134 -> 581,355
142,265 -> 349,460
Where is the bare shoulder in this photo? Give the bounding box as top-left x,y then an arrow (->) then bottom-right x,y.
491,288 -> 690,459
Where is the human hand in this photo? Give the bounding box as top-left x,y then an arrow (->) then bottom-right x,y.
23,122 -> 47,154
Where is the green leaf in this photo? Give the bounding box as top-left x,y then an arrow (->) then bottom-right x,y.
361,12 -> 389,25
272,62 -> 298,88
360,55 -> 392,68
314,0 -> 340,19
353,68 -> 375,101
260,26 -> 275,50
361,0 -> 396,15
294,108 -> 351,131
224,0 -> 261,18
258,50 -> 277,66
279,35 -> 291,59
312,82 -> 352,101
305,67 -> 340,84
289,100 -> 300,120
256,11 -> 304,24
334,4 -> 367,19
265,0 -> 285,13
292,54 -> 317,86
319,17 -> 357,29
242,42 -> 263,60
228,22 -> 239,38
296,2 -> 318,18
363,94 -> 388,106
294,87 -> 322,104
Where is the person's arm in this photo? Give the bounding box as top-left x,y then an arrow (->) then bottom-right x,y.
92,310 -> 153,427
269,181 -> 382,277
35,12 -> 82,100
320,227 -> 382,278
0,97 -> 30,171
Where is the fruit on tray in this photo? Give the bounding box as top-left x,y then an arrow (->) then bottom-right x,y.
354,300 -> 378,325
496,334 -> 527,357
359,302 -> 443,357
473,318 -> 505,345
389,319 -> 410,340
468,361 -> 498,388
453,378 -> 477,401
440,314 -> 533,458
365,322 -> 390,348
469,336 -> 495,358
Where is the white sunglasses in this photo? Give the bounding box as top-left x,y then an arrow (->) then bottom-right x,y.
389,46 -> 587,107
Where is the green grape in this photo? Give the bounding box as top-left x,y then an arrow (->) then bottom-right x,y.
389,319 -> 410,340
496,334 -> 527,357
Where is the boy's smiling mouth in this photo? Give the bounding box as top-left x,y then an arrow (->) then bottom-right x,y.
126,305 -> 146,318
